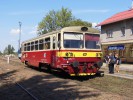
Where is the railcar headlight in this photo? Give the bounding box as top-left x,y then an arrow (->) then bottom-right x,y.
81,27 -> 88,31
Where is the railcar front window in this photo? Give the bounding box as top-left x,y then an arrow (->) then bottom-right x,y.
85,33 -> 100,49
64,32 -> 83,48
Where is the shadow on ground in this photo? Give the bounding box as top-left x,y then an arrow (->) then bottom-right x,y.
0,68 -> 101,100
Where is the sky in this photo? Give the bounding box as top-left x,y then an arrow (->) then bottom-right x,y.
0,0 -> 132,52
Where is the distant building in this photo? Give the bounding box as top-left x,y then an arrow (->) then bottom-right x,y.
97,9 -> 133,63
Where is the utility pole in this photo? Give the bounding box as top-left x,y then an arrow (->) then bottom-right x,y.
131,0 -> 133,9
18,21 -> 22,50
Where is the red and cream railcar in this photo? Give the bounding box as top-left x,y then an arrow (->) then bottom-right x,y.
21,26 -> 103,76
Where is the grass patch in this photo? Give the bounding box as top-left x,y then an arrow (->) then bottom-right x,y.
77,75 -> 133,98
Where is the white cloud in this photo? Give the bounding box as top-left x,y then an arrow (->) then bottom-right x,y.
28,25 -> 38,34
8,10 -> 46,16
92,22 -> 98,27
29,30 -> 37,34
10,29 -> 20,35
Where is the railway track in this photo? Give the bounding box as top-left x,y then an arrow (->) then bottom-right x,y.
0,63 -> 39,100
0,57 -> 76,100
0,57 -> 132,100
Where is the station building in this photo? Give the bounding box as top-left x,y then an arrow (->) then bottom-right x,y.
97,8 -> 133,63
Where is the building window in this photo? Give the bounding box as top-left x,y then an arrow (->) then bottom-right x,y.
106,30 -> 112,38
130,47 -> 133,57
121,27 -> 125,36
131,26 -> 133,35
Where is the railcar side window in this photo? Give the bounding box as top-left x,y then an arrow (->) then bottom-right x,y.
24,44 -> 27,51
31,42 -> 34,51
58,33 -> 61,48
85,33 -> 100,49
35,41 -> 38,50
53,36 -> 56,49
44,37 -> 50,49
27,43 -> 30,51
39,39 -> 43,50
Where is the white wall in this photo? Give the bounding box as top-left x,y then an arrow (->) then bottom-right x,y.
100,18 -> 133,44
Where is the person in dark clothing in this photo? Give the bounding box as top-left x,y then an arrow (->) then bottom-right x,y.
104,54 -> 109,67
108,53 -> 115,74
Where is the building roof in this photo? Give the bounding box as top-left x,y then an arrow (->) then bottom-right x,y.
97,9 -> 133,26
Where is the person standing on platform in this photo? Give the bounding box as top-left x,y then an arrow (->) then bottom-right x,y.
115,53 -> 121,73
104,54 -> 109,67
108,53 -> 115,74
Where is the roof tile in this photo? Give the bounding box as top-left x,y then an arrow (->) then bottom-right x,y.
97,9 -> 133,26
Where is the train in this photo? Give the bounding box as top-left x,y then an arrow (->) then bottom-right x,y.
20,26 -> 103,76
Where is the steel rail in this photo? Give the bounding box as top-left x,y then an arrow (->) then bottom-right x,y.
0,63 -> 39,100
16,83 -> 39,100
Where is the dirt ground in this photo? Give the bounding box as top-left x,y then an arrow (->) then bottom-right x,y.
0,58 -> 132,100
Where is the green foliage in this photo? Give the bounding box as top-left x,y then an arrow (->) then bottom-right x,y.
0,51 -> 2,55
70,19 -> 92,27
37,7 -> 92,35
3,45 -> 15,55
56,7 -> 73,28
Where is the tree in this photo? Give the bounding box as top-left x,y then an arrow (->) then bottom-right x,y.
0,51 -> 2,55
3,45 -> 15,55
56,7 -> 73,28
37,7 -> 73,35
70,19 -> 92,27
37,7 -> 92,35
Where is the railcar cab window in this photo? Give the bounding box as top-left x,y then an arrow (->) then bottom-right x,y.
85,33 -> 100,49
39,39 -> 43,50
63,32 -> 83,48
44,37 -> 50,49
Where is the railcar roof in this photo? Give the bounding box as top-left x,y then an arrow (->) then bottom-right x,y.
62,26 -> 100,33
22,26 -> 100,43
22,30 -> 60,43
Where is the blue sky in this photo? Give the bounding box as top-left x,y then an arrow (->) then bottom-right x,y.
0,0 -> 132,52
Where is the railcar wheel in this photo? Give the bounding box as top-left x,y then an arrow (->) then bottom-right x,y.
96,71 -> 104,77
24,61 -> 29,67
38,64 -> 43,72
100,73 -> 104,77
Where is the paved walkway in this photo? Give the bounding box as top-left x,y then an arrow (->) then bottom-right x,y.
101,63 -> 133,79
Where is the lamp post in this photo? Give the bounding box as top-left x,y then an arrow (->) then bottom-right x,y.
18,21 -> 22,59
18,21 -> 22,50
